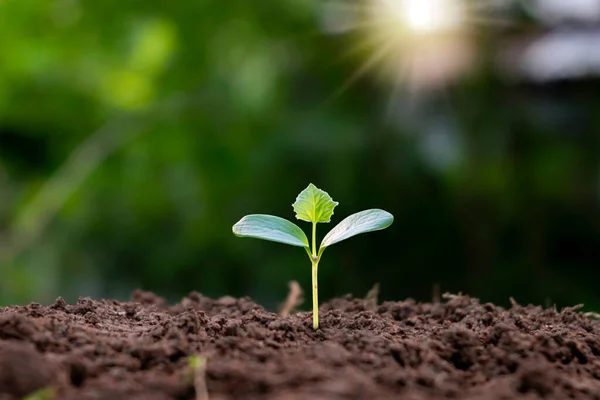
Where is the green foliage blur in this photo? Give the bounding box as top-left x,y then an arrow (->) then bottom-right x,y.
1,0 -> 600,311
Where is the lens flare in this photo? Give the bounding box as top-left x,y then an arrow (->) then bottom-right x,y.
320,0 -> 499,98
398,0 -> 466,33
365,0 -> 473,90
405,1 -> 438,32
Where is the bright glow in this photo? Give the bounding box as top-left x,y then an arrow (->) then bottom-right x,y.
404,0 -> 438,32
358,0 -> 473,90
377,0 -> 466,34
318,0 -> 477,94
377,0 -> 465,32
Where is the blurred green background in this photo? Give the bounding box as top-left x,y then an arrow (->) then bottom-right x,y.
1,0 -> 600,311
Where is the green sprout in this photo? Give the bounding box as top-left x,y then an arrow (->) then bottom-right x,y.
23,387 -> 55,400
186,355 -> 209,400
232,183 -> 393,329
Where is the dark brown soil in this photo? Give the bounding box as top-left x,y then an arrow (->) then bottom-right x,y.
2,291 -> 600,400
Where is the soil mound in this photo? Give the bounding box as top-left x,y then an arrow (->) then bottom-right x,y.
1,291 -> 600,399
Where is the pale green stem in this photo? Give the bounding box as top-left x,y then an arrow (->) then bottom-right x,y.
311,222 -> 317,258
312,259 -> 319,329
311,222 -> 319,330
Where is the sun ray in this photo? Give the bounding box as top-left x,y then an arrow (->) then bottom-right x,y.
316,0 -> 522,107
332,28 -> 402,63
320,38 -> 397,107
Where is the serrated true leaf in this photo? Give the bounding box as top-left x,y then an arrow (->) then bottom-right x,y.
292,183 -> 339,224
232,214 -> 309,248
320,209 -> 393,249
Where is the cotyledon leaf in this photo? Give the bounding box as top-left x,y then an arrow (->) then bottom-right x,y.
232,214 -> 309,248
292,183 -> 339,224
320,209 -> 393,250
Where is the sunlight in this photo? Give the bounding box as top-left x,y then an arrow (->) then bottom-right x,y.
404,0 -> 465,33
319,0 -> 492,98
358,0 -> 472,92
404,0 -> 438,32
375,0 -> 466,35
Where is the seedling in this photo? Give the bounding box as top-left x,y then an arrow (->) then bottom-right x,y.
186,355 -> 209,400
23,387 -> 55,400
232,183 -> 393,329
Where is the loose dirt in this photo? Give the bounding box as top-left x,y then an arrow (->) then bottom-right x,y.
1,290 -> 600,399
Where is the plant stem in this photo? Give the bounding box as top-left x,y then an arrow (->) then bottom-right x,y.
311,222 -> 319,330
312,259 -> 319,329
311,222 -> 317,258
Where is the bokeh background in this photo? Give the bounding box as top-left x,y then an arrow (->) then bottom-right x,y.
1,0 -> 600,311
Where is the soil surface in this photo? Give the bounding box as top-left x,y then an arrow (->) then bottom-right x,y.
2,291 -> 600,400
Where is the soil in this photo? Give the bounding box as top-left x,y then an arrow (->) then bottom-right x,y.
2,291 -> 600,400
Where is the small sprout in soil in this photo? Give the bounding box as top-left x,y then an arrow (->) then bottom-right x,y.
232,183 -> 393,329
187,355 -> 209,400
22,387 -> 55,400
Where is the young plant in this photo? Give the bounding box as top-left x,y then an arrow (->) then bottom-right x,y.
23,387 -> 55,400
232,183 -> 393,329
186,355 -> 209,400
